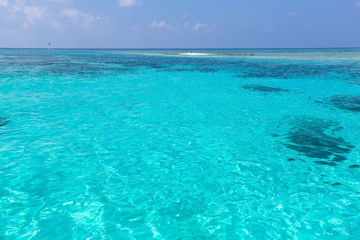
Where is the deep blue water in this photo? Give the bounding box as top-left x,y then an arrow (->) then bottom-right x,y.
0,49 -> 360,239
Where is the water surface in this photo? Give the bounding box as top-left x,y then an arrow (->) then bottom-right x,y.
0,48 -> 360,239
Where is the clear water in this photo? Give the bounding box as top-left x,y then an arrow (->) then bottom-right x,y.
0,49 -> 360,239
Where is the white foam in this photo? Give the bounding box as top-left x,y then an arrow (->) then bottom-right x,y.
179,52 -> 209,56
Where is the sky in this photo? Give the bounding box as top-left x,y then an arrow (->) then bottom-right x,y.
0,0 -> 359,48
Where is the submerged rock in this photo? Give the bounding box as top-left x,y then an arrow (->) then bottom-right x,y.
242,84 -> 291,93
329,95 -> 360,112
275,117 -> 355,165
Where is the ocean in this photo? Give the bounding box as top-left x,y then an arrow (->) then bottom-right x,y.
0,48 -> 359,239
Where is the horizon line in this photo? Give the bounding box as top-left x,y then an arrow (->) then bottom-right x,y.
0,47 -> 360,50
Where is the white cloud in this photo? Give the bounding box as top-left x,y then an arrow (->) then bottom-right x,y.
61,8 -> 80,18
118,0 -> 140,7
0,0 -> 9,8
24,6 -> 46,23
52,20 -> 61,29
0,1 -> 102,30
48,0 -> 70,2
11,0 -> 25,13
287,12 -> 296,17
193,23 -> 208,31
182,13 -> 190,19
60,8 -> 99,28
149,20 -> 172,29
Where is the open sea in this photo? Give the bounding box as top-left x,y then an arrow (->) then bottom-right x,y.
0,48 -> 360,239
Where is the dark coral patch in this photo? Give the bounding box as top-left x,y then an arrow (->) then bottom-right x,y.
0,117 -> 9,127
284,129 -> 353,158
242,84 -> 291,93
237,64 -> 329,79
287,158 -> 296,162
332,183 -> 342,186
275,117 -> 355,165
332,155 -> 347,162
349,164 -> 360,169
0,117 -> 9,134
314,161 -> 337,166
329,95 -> 360,112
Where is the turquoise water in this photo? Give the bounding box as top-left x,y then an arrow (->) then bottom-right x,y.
0,48 -> 360,239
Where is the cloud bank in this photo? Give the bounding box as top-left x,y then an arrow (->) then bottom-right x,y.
0,0 -> 9,8
118,0 -> 140,7
149,20 -> 172,29
61,8 -> 99,28
193,23 -> 208,31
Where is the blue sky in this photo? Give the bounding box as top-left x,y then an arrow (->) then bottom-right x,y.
0,0 -> 359,48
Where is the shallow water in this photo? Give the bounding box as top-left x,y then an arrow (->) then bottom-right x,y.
0,48 -> 360,239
